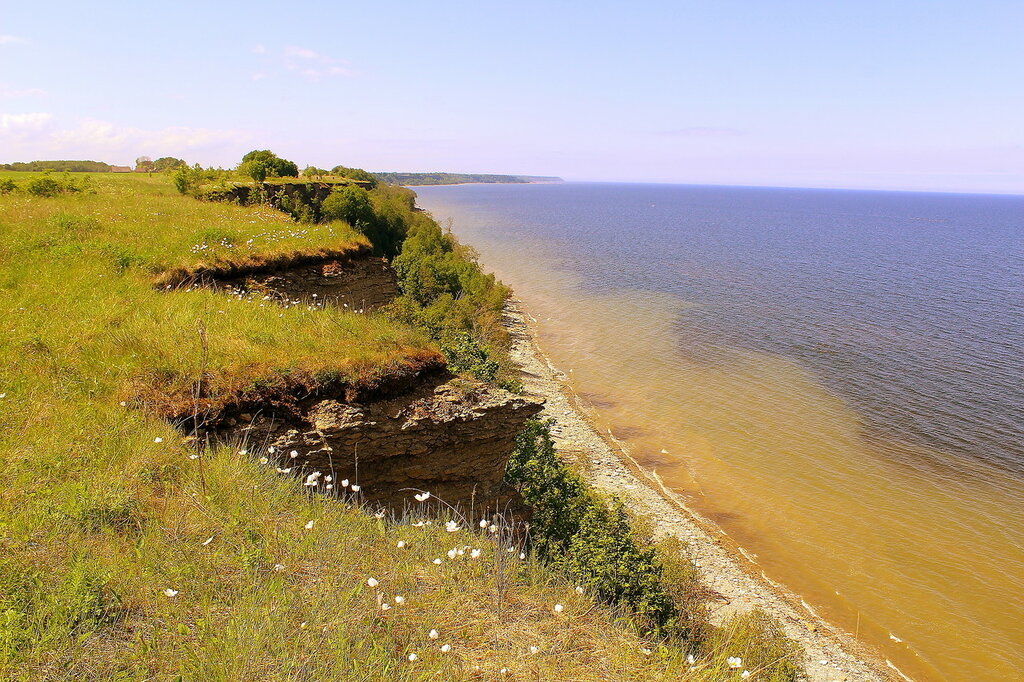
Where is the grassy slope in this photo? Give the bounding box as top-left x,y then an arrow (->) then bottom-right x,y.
0,173 -> 752,680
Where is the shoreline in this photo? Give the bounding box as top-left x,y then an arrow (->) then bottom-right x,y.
503,297 -> 898,682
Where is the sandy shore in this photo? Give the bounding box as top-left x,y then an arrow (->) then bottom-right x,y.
504,298 -> 896,682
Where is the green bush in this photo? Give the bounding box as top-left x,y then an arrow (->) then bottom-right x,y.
0,178 -> 16,194
240,149 -> 298,178
506,418 -> 680,633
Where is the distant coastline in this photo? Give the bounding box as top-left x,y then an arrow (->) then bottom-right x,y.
372,171 -> 562,186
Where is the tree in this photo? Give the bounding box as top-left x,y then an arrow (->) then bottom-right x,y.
321,185 -> 374,227
240,159 -> 269,183
153,157 -> 186,171
239,149 -> 298,178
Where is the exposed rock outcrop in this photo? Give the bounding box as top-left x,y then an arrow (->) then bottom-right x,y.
225,378 -> 543,512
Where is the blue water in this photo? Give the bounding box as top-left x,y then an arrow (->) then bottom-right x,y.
416,182 -> 1024,476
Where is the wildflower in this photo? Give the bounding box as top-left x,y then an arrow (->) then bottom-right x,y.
163,588 -> 178,597
741,672 -> 751,680
394,595 -> 405,604
351,484 -> 361,492
397,540 -> 407,549
273,564 -> 285,572
375,510 -> 386,519
519,552 -> 526,559
429,629 -> 439,639
470,548 -> 481,558
686,654 -> 696,665
447,548 -> 457,559
380,603 -> 391,611
413,521 -> 425,527
201,536 -> 214,546
432,558 -> 442,565
408,653 -> 417,662
553,603 -> 564,613
488,524 -> 498,534
276,467 -> 291,474
341,479 -> 349,487
189,454 -> 199,460
367,578 -> 379,588
269,447 -> 276,454
575,586 -> 584,594
506,546 -> 515,553
300,622 -> 307,629
260,456 -> 269,464
326,484 -> 333,490
154,437 -> 163,443
530,646 -> 539,654
727,656 -> 743,669
305,520 -> 315,529
290,450 -> 299,458
479,519 -> 488,528
238,449 -> 248,456
119,400 -> 125,406
414,492 -> 430,502
640,647 -> 652,655
440,644 -> 451,653
445,521 -> 460,532
304,472 -> 321,487
325,475 -> 333,482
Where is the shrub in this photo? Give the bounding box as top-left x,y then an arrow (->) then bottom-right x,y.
26,175 -> 61,197
240,149 -> 298,178
0,178 -> 16,194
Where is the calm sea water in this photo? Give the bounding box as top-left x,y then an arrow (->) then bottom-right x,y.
415,183 -> 1024,682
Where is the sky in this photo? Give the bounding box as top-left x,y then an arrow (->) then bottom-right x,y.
1,0 -> 1022,193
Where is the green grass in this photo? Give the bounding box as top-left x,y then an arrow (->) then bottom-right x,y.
0,172 -> 800,680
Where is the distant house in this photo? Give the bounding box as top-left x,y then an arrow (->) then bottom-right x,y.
109,165 -> 132,173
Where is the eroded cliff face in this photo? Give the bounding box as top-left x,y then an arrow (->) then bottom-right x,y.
180,252 -> 543,513
222,378 -> 542,512
216,256 -> 399,311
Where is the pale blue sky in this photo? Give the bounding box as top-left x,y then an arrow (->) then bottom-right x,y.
2,1 -> 1021,192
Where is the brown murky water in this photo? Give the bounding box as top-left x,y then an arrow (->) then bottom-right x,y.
417,184 -> 1024,682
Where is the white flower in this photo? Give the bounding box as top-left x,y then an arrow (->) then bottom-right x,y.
268,447 -> 276,454
351,484 -> 361,492
201,536 -> 214,546
519,552 -> 526,560
305,520 -> 315,529
414,492 -> 430,502
428,629 -> 439,639
238,449 -> 247,456
479,519 -> 488,528
447,548 -> 457,559
154,437 -> 163,443
407,653 -> 417,662
290,450 -> 299,458
432,558 -> 442,565
341,479 -> 349,487
300,621 -> 307,629
413,521 -> 425,527
118,400 -> 125,406
727,656 -> 743,669
326,484 -> 333,490
575,586 -> 584,594
325,475 -> 333,482
273,564 -> 285,571
163,588 -> 178,597
380,603 -> 391,611
530,645 -> 539,654
640,647 -> 652,655
445,521 -> 459,532
470,549 -> 481,558
259,456 -> 269,464
741,672 -> 751,680
189,454 -> 199,460
440,643 -> 451,653
375,510 -> 386,519
397,540 -> 407,549
553,603 -> 564,613
367,578 -> 379,588
394,595 -> 405,604
276,467 -> 291,474
488,524 -> 497,534
686,654 -> 696,664
506,546 -> 515,553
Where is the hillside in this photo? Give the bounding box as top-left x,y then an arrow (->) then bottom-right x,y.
0,170 -> 800,680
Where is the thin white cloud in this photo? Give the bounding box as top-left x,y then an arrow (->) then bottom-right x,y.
0,115 -> 253,163
0,85 -> 47,98
252,43 -> 266,54
251,72 -> 267,81
284,45 -> 318,59
280,45 -> 354,81
0,35 -> 28,45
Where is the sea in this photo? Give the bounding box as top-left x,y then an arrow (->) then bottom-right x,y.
413,182 -> 1024,682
